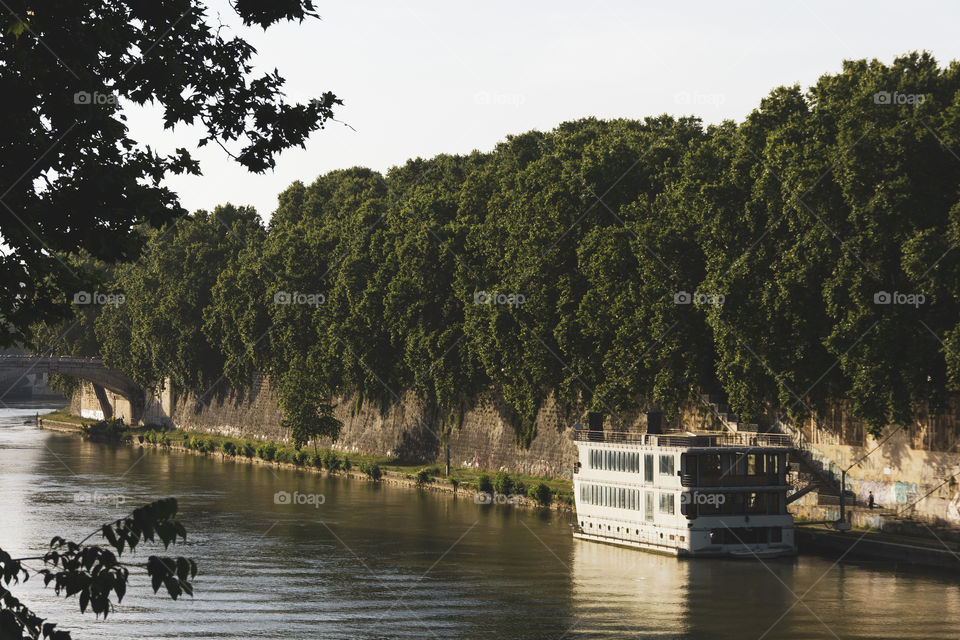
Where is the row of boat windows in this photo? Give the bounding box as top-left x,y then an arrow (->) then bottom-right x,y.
579,484 -> 786,517
587,450 -> 675,478
578,483 -> 675,518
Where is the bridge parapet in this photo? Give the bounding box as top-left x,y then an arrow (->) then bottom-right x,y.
0,356 -> 144,422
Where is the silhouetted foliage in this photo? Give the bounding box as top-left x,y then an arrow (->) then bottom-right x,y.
1,1 -> 339,345
0,498 -> 196,639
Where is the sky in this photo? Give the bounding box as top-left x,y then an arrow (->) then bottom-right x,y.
123,0 -> 960,220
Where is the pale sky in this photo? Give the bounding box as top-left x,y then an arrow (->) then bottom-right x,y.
123,0 -> 960,220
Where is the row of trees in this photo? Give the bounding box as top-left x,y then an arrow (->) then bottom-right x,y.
40,53 -> 960,442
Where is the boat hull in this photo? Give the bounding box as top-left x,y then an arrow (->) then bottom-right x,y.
573,530 -> 797,559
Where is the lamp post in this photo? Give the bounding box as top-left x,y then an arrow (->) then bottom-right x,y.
835,425 -> 905,531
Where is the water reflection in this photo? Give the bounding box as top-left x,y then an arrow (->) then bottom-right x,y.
3,403 -> 960,639
569,541 -> 690,638
567,528 -> 960,640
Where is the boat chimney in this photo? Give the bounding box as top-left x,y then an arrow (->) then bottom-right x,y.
587,411 -> 604,431
646,411 -> 663,434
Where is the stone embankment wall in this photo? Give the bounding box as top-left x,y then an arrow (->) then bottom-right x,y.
73,376 -> 588,477
794,401 -> 960,525
71,377 -> 960,523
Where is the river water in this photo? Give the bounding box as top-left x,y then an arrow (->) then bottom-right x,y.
2,402 -> 959,639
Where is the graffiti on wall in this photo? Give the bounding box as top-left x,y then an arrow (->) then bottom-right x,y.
854,479 -> 919,508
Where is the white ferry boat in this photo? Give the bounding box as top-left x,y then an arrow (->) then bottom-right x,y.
572,425 -> 795,558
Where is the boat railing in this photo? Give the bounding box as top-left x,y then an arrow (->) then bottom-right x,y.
572,430 -> 792,448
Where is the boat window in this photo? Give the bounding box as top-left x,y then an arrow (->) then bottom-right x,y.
644,454 -> 654,483
766,453 -> 779,475
700,453 -> 722,477
644,491 -> 654,521
731,453 -> 747,475
659,493 -> 675,515
682,453 -> 695,475
659,455 -> 675,476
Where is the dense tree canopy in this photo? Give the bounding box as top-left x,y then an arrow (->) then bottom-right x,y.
42,53 -> 960,441
0,0 -> 339,345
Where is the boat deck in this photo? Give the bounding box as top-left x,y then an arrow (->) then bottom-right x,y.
573,430 -> 792,449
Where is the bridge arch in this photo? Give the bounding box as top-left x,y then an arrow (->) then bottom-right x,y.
0,356 -> 144,422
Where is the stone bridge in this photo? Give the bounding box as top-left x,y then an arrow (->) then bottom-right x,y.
0,355 -> 144,422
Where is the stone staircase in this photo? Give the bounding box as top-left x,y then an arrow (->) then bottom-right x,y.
786,454 -> 850,508
700,392 -> 851,511
699,393 -> 759,432
695,397 -> 960,540
771,414 -> 858,511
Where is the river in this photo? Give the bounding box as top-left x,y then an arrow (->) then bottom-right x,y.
2,402 -> 959,639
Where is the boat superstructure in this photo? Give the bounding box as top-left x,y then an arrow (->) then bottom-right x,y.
572,429 -> 795,558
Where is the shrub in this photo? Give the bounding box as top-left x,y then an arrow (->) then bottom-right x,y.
320,450 -> 341,471
493,472 -> 514,495
202,437 -> 216,453
239,441 -> 255,457
513,480 -> 526,497
159,434 -> 171,447
274,448 -> 292,463
415,469 -> 431,485
477,474 -> 493,495
310,453 -> 323,468
256,442 -> 277,461
342,456 -> 352,471
528,481 -> 552,506
80,418 -> 126,442
294,450 -> 309,466
222,441 -> 237,456
359,461 -> 382,481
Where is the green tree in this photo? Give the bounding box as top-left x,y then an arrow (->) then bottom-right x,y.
280,363 -> 343,453
96,205 -> 264,394
0,0 -> 339,345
